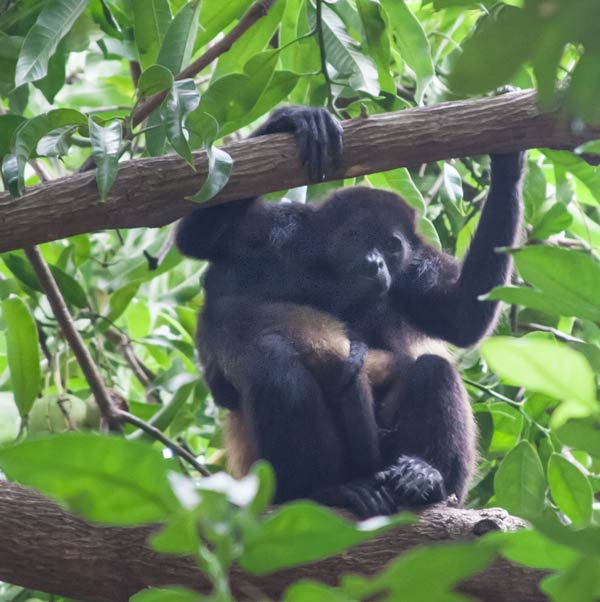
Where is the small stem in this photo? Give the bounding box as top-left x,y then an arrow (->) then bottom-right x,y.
118,410 -> 210,476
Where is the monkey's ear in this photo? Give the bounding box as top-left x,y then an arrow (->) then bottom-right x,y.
176,200 -> 253,260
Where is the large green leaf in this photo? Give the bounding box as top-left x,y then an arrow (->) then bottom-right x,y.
138,64 -> 173,98
0,433 -> 181,523
1,296 -> 41,417
557,418 -> 600,459
494,440 -> 546,519
309,2 -> 379,97
481,336 -> 598,426
241,501 -> 408,574
379,0 -> 434,103
449,6 -> 540,95
0,0 -> 51,32
514,246 -> 600,321
132,0 -> 172,68
156,0 -> 200,74
195,0 -> 253,49
340,540 -> 498,601
0,114 -> 26,155
15,0 -> 88,86
88,117 -> 122,200
547,453 -> 593,526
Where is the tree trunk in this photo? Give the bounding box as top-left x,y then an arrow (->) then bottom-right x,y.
0,480 -> 546,601
0,89 -> 598,252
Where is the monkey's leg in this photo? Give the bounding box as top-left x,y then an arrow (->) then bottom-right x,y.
382,354 -> 477,505
244,333 -> 346,502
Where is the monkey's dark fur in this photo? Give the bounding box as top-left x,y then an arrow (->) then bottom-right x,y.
177,106 -> 524,517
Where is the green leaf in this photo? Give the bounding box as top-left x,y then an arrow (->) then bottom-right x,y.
15,0 -> 88,86
548,453 -> 593,526
341,540 -> 498,601
481,336 -> 598,426
188,144 -> 233,203
33,39 -> 66,103
49,263 -> 88,308
130,586 -> 202,602
0,0 -> 52,32
132,0 -> 172,68
195,0 -> 253,49
557,418 -> 600,459
357,0 -> 394,93
156,0 -> 201,74
566,51 -> 600,123
514,246 -> 600,322
0,433 -> 181,523
0,393 -> 22,444
379,0 -> 434,103
241,502 -> 408,574
138,64 -> 174,98
522,160 -> 547,225
285,582 -> 349,602
1,296 -> 41,417
212,0 -> 286,81
449,6 -> 539,95
530,203 -> 573,241
309,2 -> 379,97
490,529 -> 577,571
0,115 -> 26,156
494,440 -> 546,519
8,108 -> 86,195
89,117 -> 122,200
541,556 -> 600,602
159,79 -> 200,166
576,140 -> 600,156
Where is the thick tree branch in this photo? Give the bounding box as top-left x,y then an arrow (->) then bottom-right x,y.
0,480 -> 545,602
1,90 -> 599,253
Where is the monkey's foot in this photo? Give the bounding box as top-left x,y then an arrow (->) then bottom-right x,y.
315,478 -> 397,519
375,455 -> 447,508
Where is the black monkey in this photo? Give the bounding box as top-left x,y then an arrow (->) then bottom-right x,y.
177,106 -> 524,516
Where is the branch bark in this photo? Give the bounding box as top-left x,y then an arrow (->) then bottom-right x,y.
1,90 -> 599,253
0,480 -> 545,602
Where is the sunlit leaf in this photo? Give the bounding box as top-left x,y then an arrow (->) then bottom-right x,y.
481,336 -> 598,426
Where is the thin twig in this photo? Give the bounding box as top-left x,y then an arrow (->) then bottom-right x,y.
522,322 -> 584,344
24,246 -> 122,432
132,0 -> 276,128
105,327 -> 160,404
118,410 -> 210,476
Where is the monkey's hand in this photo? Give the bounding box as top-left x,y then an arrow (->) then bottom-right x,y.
375,455 -> 447,508
250,106 -> 343,182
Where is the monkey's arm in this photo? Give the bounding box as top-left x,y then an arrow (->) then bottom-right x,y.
396,152 -> 524,347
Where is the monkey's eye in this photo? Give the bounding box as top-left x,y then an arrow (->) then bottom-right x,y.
384,234 -> 403,254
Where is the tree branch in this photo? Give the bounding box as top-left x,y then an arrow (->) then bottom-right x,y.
23,246 -> 122,432
0,480 -> 545,602
1,90 -> 599,253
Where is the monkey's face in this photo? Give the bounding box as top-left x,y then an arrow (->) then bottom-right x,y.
318,188 -> 417,307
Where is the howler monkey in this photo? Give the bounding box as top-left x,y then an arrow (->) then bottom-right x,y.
177,106 -> 524,517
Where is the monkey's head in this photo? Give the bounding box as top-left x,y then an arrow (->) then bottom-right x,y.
315,187 -> 420,308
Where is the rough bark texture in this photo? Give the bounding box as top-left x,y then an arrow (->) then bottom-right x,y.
1,89 -> 599,253
0,480 -> 546,601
